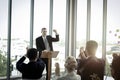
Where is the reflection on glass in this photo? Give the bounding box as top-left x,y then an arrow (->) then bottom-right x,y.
53,0 -> 66,70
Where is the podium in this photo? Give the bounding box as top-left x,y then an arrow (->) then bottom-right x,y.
41,51 -> 59,80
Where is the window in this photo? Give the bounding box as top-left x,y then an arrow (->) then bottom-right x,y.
52,0 -> 66,70
106,0 -> 120,76
90,0 -> 103,58
0,0 -> 8,77
76,0 -> 87,58
33,0 -> 50,43
11,0 -> 30,76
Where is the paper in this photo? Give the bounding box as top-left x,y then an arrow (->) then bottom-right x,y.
41,51 -> 59,58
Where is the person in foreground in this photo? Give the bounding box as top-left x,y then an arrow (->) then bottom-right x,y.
57,56 -> 81,80
16,48 -> 45,79
111,53 -> 120,80
77,40 -> 105,80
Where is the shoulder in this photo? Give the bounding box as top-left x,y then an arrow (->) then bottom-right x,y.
46,35 -> 52,39
70,74 -> 81,80
57,74 -> 81,80
57,76 -> 66,80
83,57 -> 105,74
72,74 -> 81,80
36,36 -> 42,40
76,74 -> 81,79
16,62 -> 26,69
86,57 -> 105,66
97,58 -> 105,65
37,59 -> 45,64
47,35 -> 52,37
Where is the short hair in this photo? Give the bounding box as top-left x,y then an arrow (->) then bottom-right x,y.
41,27 -> 47,32
111,53 -> 120,79
86,40 -> 98,49
86,40 -> 98,55
27,48 -> 38,60
64,56 -> 77,71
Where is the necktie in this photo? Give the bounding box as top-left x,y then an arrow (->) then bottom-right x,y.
44,37 -> 50,50
44,37 -> 47,49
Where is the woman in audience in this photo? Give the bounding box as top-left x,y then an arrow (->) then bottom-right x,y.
111,53 -> 120,80
57,56 -> 81,80
77,40 -> 105,80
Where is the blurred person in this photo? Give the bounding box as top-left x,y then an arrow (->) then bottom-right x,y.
55,62 -> 60,76
77,40 -> 105,80
111,53 -> 120,80
36,27 -> 59,80
16,48 -> 45,79
53,62 -> 61,80
57,56 -> 81,80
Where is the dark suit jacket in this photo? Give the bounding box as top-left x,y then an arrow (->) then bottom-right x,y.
16,56 -> 45,79
36,35 -> 59,56
77,57 -> 105,80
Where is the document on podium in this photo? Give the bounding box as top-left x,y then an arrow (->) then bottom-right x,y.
41,51 -> 59,58
50,51 -> 59,58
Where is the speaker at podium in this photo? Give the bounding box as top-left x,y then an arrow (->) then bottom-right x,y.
41,51 -> 59,80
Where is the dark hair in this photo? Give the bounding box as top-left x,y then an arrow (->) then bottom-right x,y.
41,27 -> 47,32
111,53 -> 120,79
27,48 -> 38,60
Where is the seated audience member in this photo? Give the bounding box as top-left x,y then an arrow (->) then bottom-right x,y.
77,40 -> 105,80
53,62 -> 61,80
55,62 -> 60,76
111,53 -> 120,80
16,48 -> 45,79
57,56 -> 81,80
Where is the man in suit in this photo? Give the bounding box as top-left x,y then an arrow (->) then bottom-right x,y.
36,27 -> 59,80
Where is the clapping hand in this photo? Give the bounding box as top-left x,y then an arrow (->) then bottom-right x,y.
25,47 -> 29,57
79,47 -> 87,59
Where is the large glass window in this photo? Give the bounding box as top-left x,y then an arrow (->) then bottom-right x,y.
33,0 -> 50,74
11,0 -> 30,76
2,0 -> 120,79
91,0 -> 103,58
52,0 -> 66,70
76,0 -> 87,58
0,0 -> 8,77
33,0 -> 50,44
106,0 -> 120,77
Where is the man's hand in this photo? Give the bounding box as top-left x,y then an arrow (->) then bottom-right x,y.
53,29 -> 58,35
25,47 -> 29,57
79,47 -> 87,59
